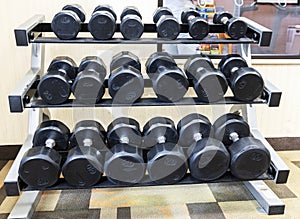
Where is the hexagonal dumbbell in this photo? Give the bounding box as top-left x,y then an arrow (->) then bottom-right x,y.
146,52 -> 189,102
181,8 -> 209,40
184,54 -> 228,102
213,11 -> 248,39
51,4 -> 86,40
88,5 -> 117,40
153,7 -> 180,40
38,57 -> 77,105
109,51 -> 144,103
62,120 -> 106,188
105,117 -> 145,184
218,54 -> 264,102
19,120 -> 70,188
214,113 -> 271,180
72,56 -> 107,103
177,113 -> 230,181
120,6 -> 144,40
143,117 -> 188,184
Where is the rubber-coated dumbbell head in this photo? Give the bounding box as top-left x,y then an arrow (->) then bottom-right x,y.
51,4 -> 86,40
213,113 -> 250,145
153,7 -> 180,40
88,5 -> 117,40
184,54 -> 228,102
177,113 -> 212,147
219,54 -> 264,101
213,11 -> 233,24
146,52 -> 176,73
69,120 -> 106,151
181,9 -> 209,40
226,17 -> 248,39
143,117 -> 178,148
120,6 -> 144,40
19,120 -> 70,188
104,143 -> 146,184
107,117 -> 142,147
110,51 -> 141,72
229,137 -> 270,180
147,143 -> 187,184
38,57 -> 77,105
72,56 -> 106,102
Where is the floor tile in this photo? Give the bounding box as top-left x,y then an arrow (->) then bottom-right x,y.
117,207 -> 131,219
291,161 -> 300,169
0,196 -> 18,214
187,202 -> 225,219
36,190 -> 61,211
55,189 -> 91,210
32,209 -> 100,219
264,180 -> 297,199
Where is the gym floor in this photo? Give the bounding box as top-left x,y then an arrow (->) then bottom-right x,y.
0,150 -> 299,219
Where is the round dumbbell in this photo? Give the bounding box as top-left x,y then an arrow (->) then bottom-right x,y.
120,6 -> 144,40
214,113 -> 271,180
177,113 -> 230,181
143,117 -> 188,184
72,56 -> 107,103
181,8 -> 209,40
146,52 -> 189,102
38,57 -> 77,105
105,117 -> 145,184
213,11 -> 248,39
88,5 -> 117,40
184,54 -> 228,102
51,4 -> 86,40
218,54 -> 264,102
62,120 -> 106,188
109,51 -> 144,104
153,7 -> 180,40
19,120 -> 70,188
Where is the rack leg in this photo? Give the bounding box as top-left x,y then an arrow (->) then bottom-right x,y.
244,181 -> 285,215
8,191 -> 42,219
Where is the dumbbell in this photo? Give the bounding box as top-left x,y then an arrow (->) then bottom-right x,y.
218,54 -> 264,102
153,7 -> 180,40
51,4 -> 86,40
62,120 -> 106,188
109,51 -> 144,103
213,11 -> 248,39
72,56 -> 107,103
177,113 -> 230,181
38,57 -> 77,105
19,120 -> 70,188
214,113 -> 271,180
181,8 -> 209,40
184,54 -> 228,102
146,52 -> 189,102
105,117 -> 145,184
88,5 -> 117,40
143,117 -> 188,184
120,6 -> 144,40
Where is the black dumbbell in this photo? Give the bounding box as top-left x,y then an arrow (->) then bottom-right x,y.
109,51 -> 144,103
143,117 -> 188,184
88,5 -> 117,40
51,4 -> 86,40
184,54 -> 228,102
105,117 -> 145,184
38,57 -> 77,105
218,54 -> 264,102
214,113 -> 271,180
181,8 -> 209,40
62,120 -> 106,188
213,11 -> 248,39
72,56 -> 107,103
153,7 -> 180,40
146,52 -> 189,102
178,113 -> 230,181
120,6 -> 144,40
19,120 -> 70,188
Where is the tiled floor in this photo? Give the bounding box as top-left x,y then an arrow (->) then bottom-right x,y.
0,151 -> 299,219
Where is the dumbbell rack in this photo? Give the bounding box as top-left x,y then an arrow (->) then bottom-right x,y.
5,13 -> 290,219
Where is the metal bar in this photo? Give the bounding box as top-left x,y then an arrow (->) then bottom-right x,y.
244,181 -> 285,215
8,191 -> 42,219
14,15 -> 45,46
262,80 -> 282,107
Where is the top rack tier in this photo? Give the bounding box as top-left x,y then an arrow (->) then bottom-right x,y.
15,15 -> 272,47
